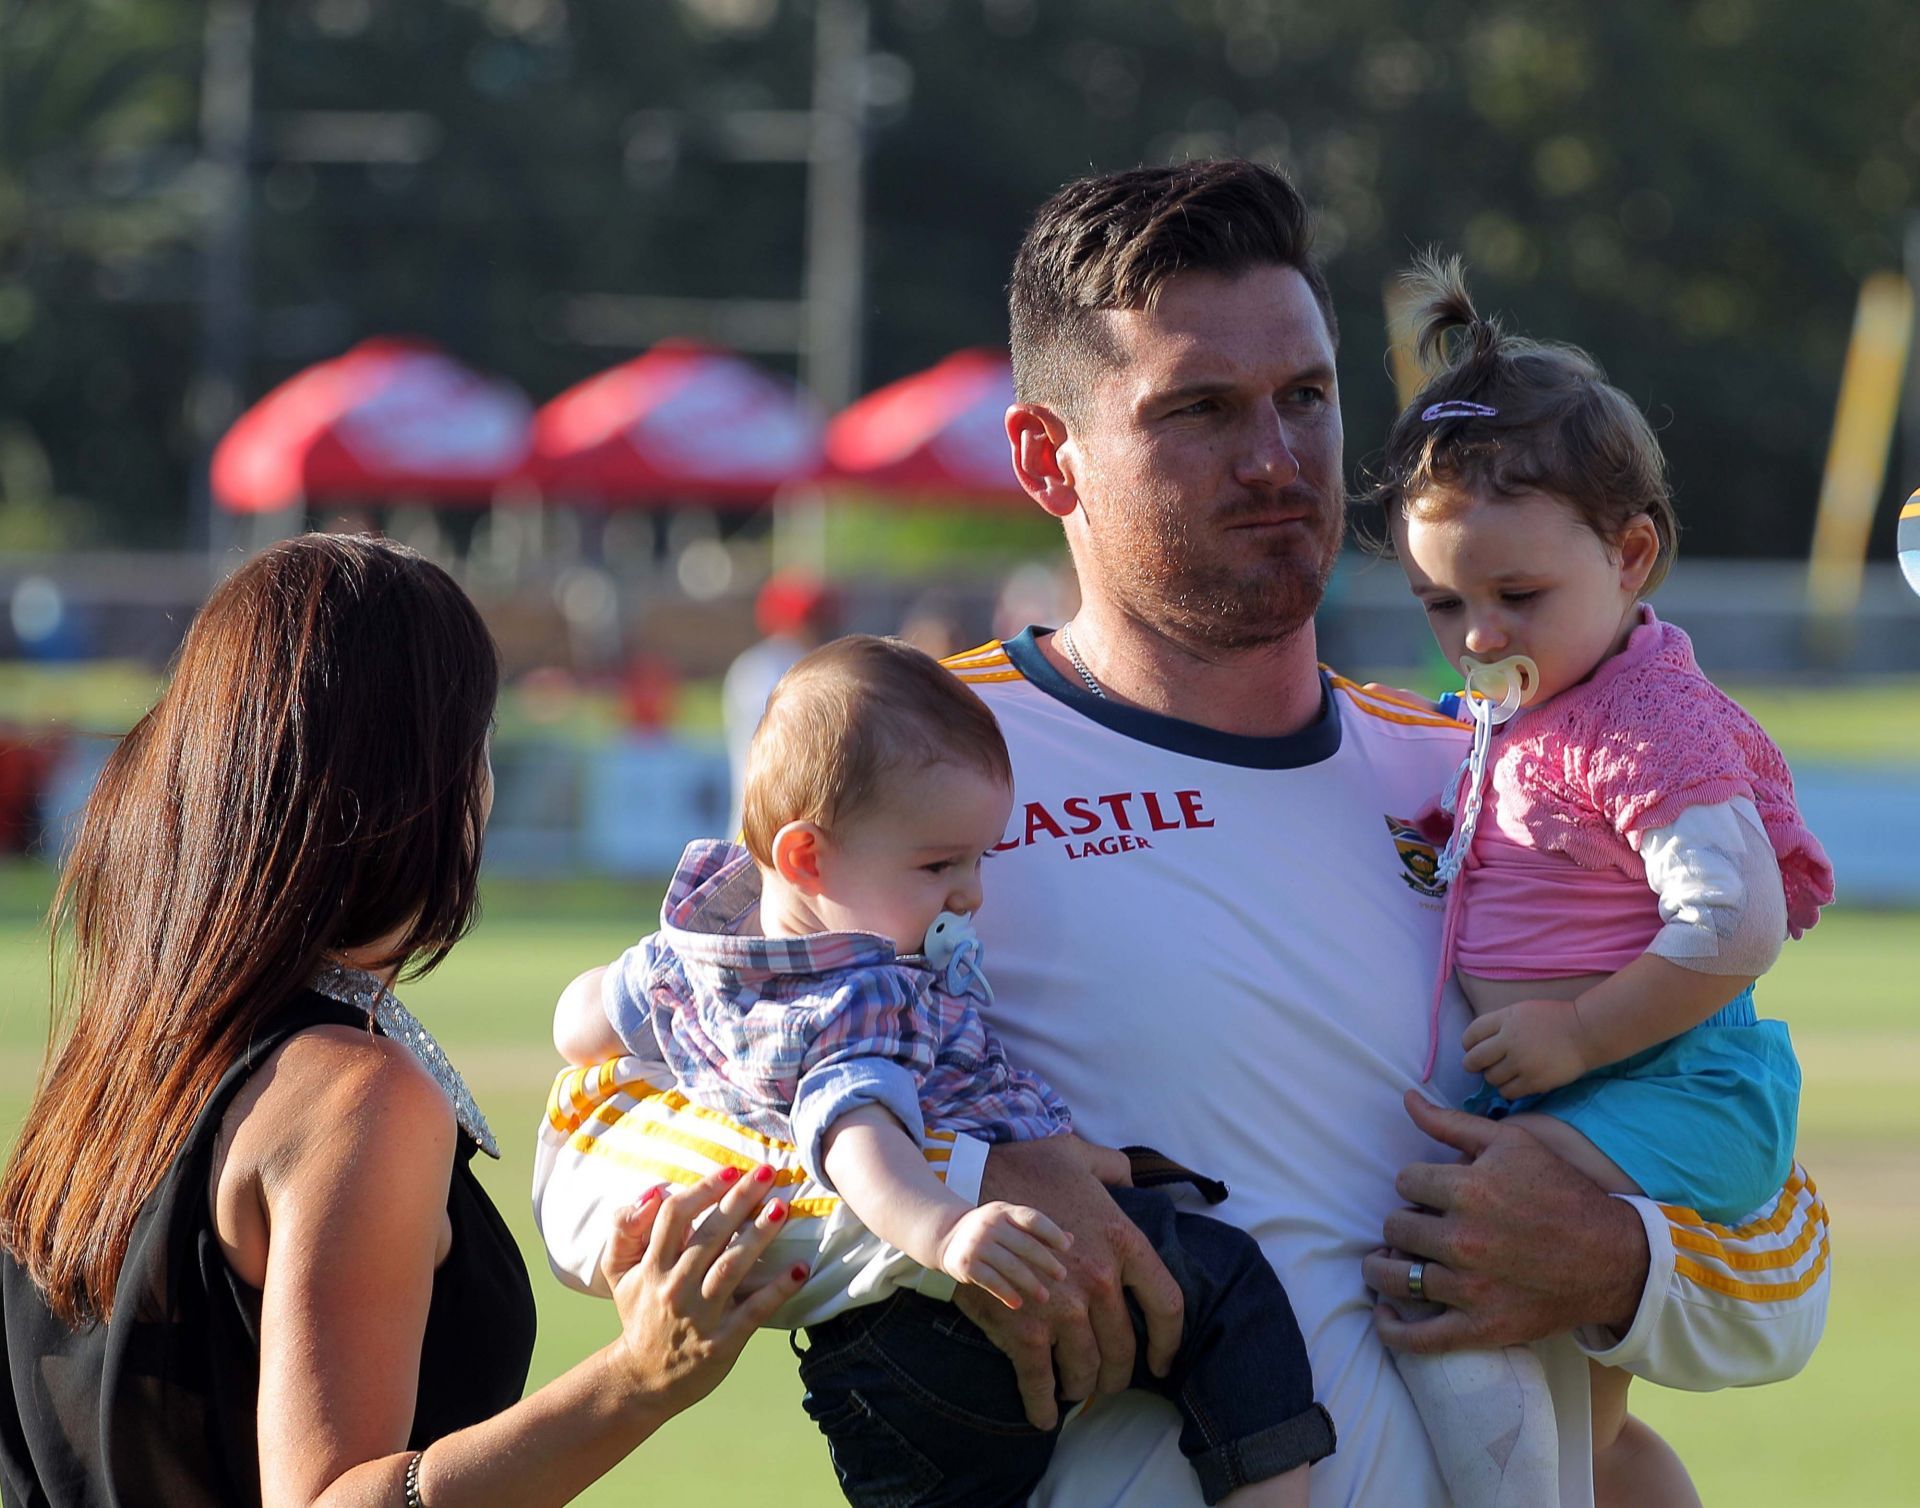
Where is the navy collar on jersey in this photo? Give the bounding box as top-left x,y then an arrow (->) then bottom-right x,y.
1001,626 -> 1344,771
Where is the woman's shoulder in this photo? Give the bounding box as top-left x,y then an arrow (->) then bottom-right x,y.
265,1022 -> 456,1126
225,1012 -> 455,1193
214,1011 -> 457,1287
238,1024 -> 457,1195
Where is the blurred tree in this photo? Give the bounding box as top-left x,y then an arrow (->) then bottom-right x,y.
3,0 -> 1916,558
0,0 -> 204,546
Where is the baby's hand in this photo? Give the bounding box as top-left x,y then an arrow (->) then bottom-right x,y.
1462,999 -> 1592,1099
935,1201 -> 1073,1312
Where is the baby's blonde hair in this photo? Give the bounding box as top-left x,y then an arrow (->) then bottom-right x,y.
1362,252 -> 1678,592
740,634 -> 1012,866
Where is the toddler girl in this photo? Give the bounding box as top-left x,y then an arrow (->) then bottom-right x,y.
1367,256 -> 1833,1508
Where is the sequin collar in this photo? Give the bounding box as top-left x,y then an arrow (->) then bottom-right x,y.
308,962 -> 499,1159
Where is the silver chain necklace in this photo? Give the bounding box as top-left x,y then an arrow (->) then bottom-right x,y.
1056,622 -> 1106,699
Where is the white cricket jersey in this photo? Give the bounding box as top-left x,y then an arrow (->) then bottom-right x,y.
944,630 -> 1831,1508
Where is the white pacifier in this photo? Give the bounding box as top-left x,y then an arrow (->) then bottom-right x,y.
1435,654 -> 1540,884
1457,653 -> 1541,726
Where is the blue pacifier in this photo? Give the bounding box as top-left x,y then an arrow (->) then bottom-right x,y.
921,911 -> 993,1005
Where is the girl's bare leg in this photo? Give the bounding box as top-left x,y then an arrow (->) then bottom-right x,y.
1589,1373 -> 1701,1508
1504,1114 -> 1700,1508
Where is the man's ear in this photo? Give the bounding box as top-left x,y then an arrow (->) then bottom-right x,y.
1616,513 -> 1662,594
1006,402 -> 1080,519
770,821 -> 827,891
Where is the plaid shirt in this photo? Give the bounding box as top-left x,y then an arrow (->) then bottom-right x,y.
605,840 -> 1071,1187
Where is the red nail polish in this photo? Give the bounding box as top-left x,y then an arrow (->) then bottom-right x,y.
719,1166 -> 742,1185
790,1264 -> 810,1282
766,1202 -> 786,1223
637,1185 -> 665,1207
754,1164 -> 776,1184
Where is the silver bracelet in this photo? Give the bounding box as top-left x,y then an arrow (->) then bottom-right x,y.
404,1451 -> 427,1508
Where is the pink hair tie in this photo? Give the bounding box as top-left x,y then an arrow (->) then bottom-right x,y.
1420,400 -> 1498,421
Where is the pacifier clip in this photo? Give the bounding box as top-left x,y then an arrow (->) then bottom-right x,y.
1423,653 -> 1538,1082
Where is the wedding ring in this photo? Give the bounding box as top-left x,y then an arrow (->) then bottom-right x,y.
1407,1260 -> 1427,1301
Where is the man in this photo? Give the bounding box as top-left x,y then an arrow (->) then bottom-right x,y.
939,159 -> 1827,1505
533,159 -> 1829,1506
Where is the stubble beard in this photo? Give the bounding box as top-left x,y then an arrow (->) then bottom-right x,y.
1090,482 -> 1345,654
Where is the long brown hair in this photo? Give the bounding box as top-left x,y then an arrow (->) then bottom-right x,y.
0,534 -> 499,1326
1361,251 -> 1678,592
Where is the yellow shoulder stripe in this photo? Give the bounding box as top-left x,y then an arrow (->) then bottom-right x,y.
1658,1168 -> 1831,1299
1658,1170 -> 1815,1241
548,1067 -> 663,1134
1673,1237 -> 1829,1302
1324,674 -> 1463,730
954,669 -> 1025,684
942,640 -> 1009,669
1668,1199 -> 1827,1271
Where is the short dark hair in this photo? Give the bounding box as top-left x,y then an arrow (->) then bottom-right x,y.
741,635 -> 1012,865
1361,253 -> 1678,593
1008,158 -> 1337,415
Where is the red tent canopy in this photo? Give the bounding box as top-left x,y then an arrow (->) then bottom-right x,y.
524,340 -> 823,507
821,348 -> 1022,504
212,338 -> 533,514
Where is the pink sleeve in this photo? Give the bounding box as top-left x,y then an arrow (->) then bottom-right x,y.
1573,674 -> 1750,838
1577,675 -> 1833,937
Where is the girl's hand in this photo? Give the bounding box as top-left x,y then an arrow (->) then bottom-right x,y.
1462,1000 -> 1592,1099
599,1166 -> 808,1418
937,1200 -> 1073,1311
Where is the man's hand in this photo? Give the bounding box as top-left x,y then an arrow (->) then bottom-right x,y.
952,1137 -> 1184,1430
1461,998 -> 1592,1098
1363,1090 -> 1648,1355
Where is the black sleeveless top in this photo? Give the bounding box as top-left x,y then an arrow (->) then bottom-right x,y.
0,993 -> 537,1507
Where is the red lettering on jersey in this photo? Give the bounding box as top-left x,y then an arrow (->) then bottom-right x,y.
1060,795 -> 1102,836
1177,790 -> 1214,829
1141,791 -> 1183,831
1064,834 -> 1155,860
1023,802 -> 1066,843
1003,790 -> 1210,855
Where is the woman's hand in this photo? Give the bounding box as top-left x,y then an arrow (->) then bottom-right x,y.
601,1165 -> 808,1419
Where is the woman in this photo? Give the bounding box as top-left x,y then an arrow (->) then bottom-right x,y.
0,534 -> 804,1506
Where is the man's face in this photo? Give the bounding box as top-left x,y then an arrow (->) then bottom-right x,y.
1054,264 -> 1344,652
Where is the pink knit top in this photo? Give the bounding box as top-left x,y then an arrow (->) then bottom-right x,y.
1421,605 -> 1835,1079
1453,822 -> 1659,978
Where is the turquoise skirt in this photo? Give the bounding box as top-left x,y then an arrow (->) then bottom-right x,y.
1464,987 -> 1800,1224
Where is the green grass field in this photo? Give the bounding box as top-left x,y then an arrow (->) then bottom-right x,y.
0,864 -> 1915,1504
